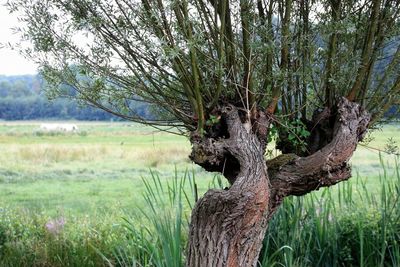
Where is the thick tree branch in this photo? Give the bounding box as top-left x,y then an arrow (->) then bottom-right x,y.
347,0 -> 381,101
324,0 -> 341,108
267,97 -> 370,215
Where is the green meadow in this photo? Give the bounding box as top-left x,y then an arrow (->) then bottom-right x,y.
0,122 -> 194,217
0,121 -> 399,266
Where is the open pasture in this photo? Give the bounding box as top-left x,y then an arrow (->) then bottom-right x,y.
0,121 -> 399,217
0,121 -> 194,217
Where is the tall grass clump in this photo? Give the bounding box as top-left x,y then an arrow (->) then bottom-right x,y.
259,155 -> 400,267
106,169 -> 198,267
1,158 -> 399,266
0,210 -> 122,267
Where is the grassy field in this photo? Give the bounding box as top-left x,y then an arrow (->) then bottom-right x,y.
0,121 -> 398,216
0,121 -> 399,266
0,121 -> 196,218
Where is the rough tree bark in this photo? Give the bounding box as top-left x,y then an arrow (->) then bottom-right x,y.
187,98 -> 370,267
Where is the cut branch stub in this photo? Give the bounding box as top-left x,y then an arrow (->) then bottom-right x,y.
253,110 -> 271,152
190,107 -> 271,183
189,130 -> 240,183
267,97 -> 371,216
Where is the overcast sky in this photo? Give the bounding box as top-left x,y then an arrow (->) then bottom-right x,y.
0,3 -> 38,76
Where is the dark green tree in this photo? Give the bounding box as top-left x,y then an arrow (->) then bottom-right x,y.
8,0 -> 400,265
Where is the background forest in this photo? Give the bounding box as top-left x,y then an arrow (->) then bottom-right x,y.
0,75 -> 153,121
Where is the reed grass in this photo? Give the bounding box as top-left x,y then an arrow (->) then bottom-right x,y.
1,158 -> 399,266
93,156 -> 400,267
259,155 -> 400,267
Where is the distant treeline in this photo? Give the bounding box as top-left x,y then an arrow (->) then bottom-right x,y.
0,75 -> 152,121
0,74 -> 397,121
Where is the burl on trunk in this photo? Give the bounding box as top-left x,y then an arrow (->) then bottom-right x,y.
187,98 -> 370,267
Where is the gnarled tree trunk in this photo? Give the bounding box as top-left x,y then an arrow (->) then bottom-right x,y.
186,98 -> 370,267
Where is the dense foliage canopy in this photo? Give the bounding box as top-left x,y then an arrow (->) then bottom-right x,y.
8,0 -> 400,135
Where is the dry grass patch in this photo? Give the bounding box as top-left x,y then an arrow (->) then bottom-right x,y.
16,145 -> 110,163
135,147 -> 190,167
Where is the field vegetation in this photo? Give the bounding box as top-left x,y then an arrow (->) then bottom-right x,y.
0,121 -> 399,266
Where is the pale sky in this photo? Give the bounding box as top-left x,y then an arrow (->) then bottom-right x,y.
0,3 -> 38,76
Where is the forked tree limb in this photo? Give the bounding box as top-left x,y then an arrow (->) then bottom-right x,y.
267,97 -> 370,215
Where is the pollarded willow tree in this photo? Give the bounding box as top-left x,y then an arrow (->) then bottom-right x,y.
9,0 -> 400,265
